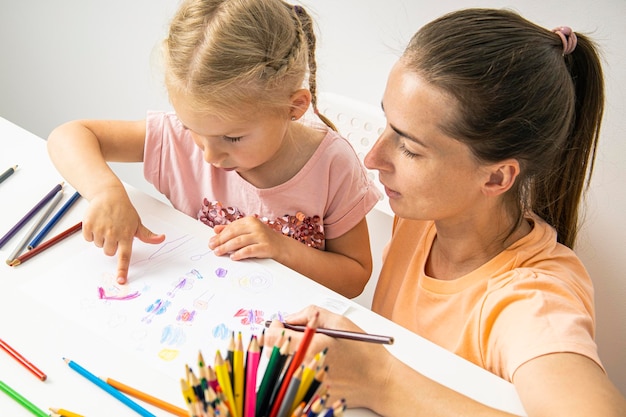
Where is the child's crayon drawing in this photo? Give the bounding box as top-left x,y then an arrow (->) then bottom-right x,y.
20,212 -> 343,379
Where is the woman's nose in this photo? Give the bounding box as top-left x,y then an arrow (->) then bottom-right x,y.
364,127 -> 392,172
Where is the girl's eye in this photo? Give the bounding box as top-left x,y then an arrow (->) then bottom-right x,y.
223,136 -> 242,143
399,143 -> 418,159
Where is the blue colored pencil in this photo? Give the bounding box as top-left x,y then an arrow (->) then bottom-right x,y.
63,358 -> 157,417
28,191 -> 80,249
0,182 -> 63,249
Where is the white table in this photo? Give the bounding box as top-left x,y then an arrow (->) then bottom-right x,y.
0,117 -> 526,416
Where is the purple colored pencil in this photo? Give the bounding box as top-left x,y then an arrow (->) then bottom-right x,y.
0,182 -> 63,249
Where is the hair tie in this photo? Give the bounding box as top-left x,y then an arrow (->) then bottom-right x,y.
552,26 -> 577,55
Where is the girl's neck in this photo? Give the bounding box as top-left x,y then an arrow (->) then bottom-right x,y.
238,122 -> 325,189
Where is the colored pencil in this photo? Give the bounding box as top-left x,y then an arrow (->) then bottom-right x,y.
28,191 -> 80,249
63,358 -> 157,417
10,221 -> 82,267
48,407 -> 85,417
291,356 -> 318,410
257,335 -> 290,417
105,377 -> 189,417
214,350 -> 237,417
0,165 -> 17,184
269,313 -> 318,417
0,182 -> 63,249
234,332 -> 245,417
0,379 -> 48,417
276,364 -> 304,417
301,366 -> 327,408
265,320 -> 394,345
244,335 -> 261,417
5,190 -> 63,264
0,338 -> 47,381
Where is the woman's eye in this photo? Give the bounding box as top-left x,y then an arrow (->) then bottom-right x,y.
399,144 -> 418,159
223,136 -> 242,143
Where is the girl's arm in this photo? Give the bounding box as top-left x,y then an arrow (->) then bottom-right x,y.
47,119 -> 164,283
209,217 -> 373,298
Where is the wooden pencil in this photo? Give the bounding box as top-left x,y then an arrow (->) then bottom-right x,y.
0,182 -> 63,249
265,321 -> 394,345
9,221 -> 82,267
105,377 -> 189,417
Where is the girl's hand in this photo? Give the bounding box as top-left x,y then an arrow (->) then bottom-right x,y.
83,187 -> 165,284
209,216 -> 286,261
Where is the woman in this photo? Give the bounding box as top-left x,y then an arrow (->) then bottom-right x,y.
267,8 -> 626,417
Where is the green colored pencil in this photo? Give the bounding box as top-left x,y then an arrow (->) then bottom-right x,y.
0,379 -> 48,417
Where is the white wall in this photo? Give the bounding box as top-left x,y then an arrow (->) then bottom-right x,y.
1,0 -> 624,395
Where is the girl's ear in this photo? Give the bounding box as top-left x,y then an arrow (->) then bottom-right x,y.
289,89 -> 312,120
482,159 -> 520,197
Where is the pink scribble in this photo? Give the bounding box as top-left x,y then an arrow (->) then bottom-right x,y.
234,308 -> 264,325
97,287 -> 141,300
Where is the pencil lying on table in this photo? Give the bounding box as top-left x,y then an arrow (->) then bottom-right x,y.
0,379 -> 48,417
63,357 -> 157,417
264,320 -> 395,345
0,165 -> 17,184
9,222 -> 82,267
0,337 -> 47,380
28,191 -> 81,249
5,189 -> 64,265
104,377 -> 189,417
0,182 -> 63,249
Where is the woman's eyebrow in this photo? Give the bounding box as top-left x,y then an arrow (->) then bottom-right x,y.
381,101 -> 428,148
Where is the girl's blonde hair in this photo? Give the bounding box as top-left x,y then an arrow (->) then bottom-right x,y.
164,0 -> 335,129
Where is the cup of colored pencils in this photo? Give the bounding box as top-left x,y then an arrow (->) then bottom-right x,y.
181,327 -> 346,417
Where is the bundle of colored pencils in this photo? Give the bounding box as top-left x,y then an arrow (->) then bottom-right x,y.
181,315 -> 346,417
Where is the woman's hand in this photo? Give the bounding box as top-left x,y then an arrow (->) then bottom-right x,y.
264,305 -> 392,410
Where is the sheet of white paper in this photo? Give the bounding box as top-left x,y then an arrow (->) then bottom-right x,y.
20,214 -> 349,379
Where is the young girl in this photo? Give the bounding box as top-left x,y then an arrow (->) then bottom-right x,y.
47,0 -> 380,298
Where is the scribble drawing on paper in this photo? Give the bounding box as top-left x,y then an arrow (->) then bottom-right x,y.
234,308 -> 265,326
213,323 -> 230,340
98,286 -> 141,300
194,290 -> 215,310
131,234 -> 195,266
176,308 -> 196,324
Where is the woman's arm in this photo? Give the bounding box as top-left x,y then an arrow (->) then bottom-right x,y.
266,306 -> 626,417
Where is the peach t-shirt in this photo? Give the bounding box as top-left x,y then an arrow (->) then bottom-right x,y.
372,216 -> 602,381
143,111 -> 381,248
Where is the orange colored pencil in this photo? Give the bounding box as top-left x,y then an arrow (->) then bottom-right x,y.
9,221 -> 82,267
104,377 -> 188,417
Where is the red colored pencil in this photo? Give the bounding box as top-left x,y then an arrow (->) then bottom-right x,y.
9,221 -> 82,267
0,338 -> 47,381
269,312 -> 318,417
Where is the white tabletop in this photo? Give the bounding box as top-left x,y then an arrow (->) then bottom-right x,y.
0,117 -> 526,416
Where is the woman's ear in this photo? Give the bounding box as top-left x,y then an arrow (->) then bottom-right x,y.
482,159 -> 520,196
289,89 -> 312,120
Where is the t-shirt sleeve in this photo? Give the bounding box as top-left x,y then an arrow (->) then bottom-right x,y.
321,135 -> 382,239
483,269 -> 603,381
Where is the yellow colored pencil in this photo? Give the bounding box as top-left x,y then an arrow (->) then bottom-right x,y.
215,350 -> 237,417
49,407 -> 85,417
233,331 -> 244,417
